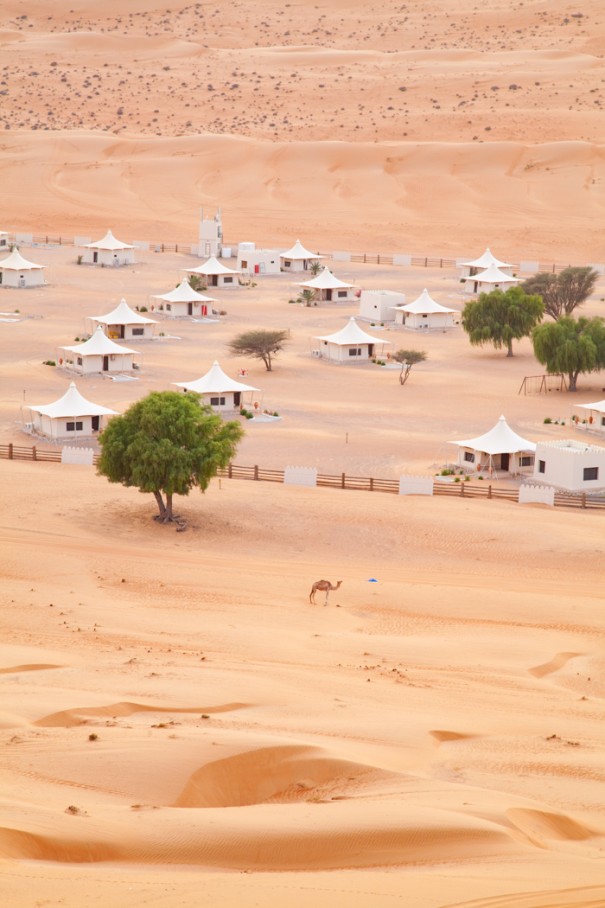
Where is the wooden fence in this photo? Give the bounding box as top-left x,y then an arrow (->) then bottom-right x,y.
2,444 -> 603,510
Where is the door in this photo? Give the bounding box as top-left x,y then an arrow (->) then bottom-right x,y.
92,415 -> 100,432
327,289 -> 332,301
368,344 -> 374,358
188,303 -> 193,316
103,356 -> 109,371
501,453 -> 510,471
234,392 -> 241,407
201,305 -> 207,316
93,252 -> 98,263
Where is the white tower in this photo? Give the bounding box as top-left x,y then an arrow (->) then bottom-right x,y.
198,208 -> 223,258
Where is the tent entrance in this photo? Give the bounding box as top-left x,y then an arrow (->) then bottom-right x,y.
501,453 -> 510,471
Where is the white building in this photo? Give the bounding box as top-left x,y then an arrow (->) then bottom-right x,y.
196,208 -> 223,258
460,248 -> 514,279
26,382 -> 116,440
174,360 -> 259,412
394,288 -> 457,329
314,317 -> 391,363
236,243 -> 281,275
0,232 -> 8,249
298,269 -> 358,303
358,289 -> 404,323
185,255 -> 240,289
461,263 -> 520,295
0,248 -> 46,288
88,299 -> 157,340
80,230 -> 135,267
59,326 -> 138,375
533,439 -> 605,491
280,240 -> 324,273
153,279 -> 218,318
450,415 -> 536,475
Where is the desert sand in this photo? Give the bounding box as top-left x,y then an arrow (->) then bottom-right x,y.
1,2 -> 605,907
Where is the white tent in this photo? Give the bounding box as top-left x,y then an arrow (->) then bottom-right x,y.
59,326 -> 138,375
0,248 -> 46,288
460,247 -> 513,277
462,263 -> 520,295
185,255 -> 240,288
26,381 -> 117,440
314,317 -> 391,363
450,415 -> 536,475
280,239 -> 324,272
174,360 -> 259,412
89,299 -> 157,340
154,279 -> 217,318
80,230 -> 135,267
298,268 -> 358,302
394,288 -> 457,329
575,399 -> 605,435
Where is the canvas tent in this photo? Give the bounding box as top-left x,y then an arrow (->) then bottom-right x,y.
0,248 -> 46,288
298,269 -> 358,303
185,255 -> 240,288
461,263 -> 520,295
154,279 -> 218,318
89,299 -> 157,340
394,288 -> 457,329
575,399 -> 605,435
174,360 -> 259,412
460,248 -> 513,278
59,326 -> 138,374
280,240 -> 324,273
26,382 -> 116,440
80,230 -> 135,267
314,317 -> 391,363
450,415 -> 535,475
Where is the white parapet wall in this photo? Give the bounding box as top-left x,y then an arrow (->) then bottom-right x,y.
284,466 -> 318,487
332,251 -> 351,262
393,254 -> 412,266
61,446 -> 95,466
399,475 -> 434,495
520,260 -> 539,273
518,484 -> 554,506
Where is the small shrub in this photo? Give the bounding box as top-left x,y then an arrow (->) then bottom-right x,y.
454,476 -> 461,483
88,733 -> 98,741
76,255 -> 83,264
478,475 -> 484,480
543,417 -> 552,424
440,468 -> 454,476
42,360 -> 56,366
139,306 -> 148,312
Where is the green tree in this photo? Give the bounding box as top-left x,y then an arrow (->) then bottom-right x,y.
532,316 -> 605,392
97,391 -> 243,524
289,288 -> 317,307
187,273 -> 207,292
228,329 -> 289,371
521,266 -> 599,321
392,349 -> 427,385
461,286 -> 544,357
308,260 -> 323,276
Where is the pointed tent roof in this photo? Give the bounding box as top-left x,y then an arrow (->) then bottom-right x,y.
450,415 -> 535,455
154,279 -> 217,304
186,255 -> 239,276
397,288 -> 456,315
91,298 -> 157,326
316,317 -> 392,346
465,263 -> 520,286
83,229 -> 134,251
299,269 -> 357,290
62,325 -> 137,356
0,248 -> 46,271
576,399 -> 605,415
29,382 -> 117,418
462,247 -> 512,270
174,360 -> 259,394
280,239 -> 323,260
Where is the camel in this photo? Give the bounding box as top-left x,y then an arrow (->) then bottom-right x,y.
309,579 -> 342,606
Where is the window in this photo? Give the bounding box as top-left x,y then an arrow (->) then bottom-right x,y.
66,421 -> 83,432
583,467 -> 599,481
464,451 -> 475,463
166,303 -> 172,311
538,460 -> 545,474
210,396 -> 226,406
224,276 -> 233,284
284,260 -> 291,268
77,357 -> 83,366
348,347 -> 362,357
601,416 -> 605,427
519,456 -> 533,467
337,290 -> 347,298
132,327 -> 144,336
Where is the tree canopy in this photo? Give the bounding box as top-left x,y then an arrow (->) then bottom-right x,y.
97,391 -> 244,525
521,267 -> 599,321
228,329 -> 289,371
532,316 -> 605,392
392,349 -> 427,385
461,286 -> 544,356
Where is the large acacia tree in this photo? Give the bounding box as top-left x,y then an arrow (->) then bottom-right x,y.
461,286 -> 544,357
97,391 -> 243,524
532,316 -> 605,392
228,329 -> 289,371
522,267 -> 599,321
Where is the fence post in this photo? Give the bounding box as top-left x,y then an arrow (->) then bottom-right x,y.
254,465 -> 259,480
363,253 -> 367,263
488,484 -> 492,499
581,492 -> 587,509
175,243 -> 178,253
161,243 -> 165,252
341,472 -> 346,489
8,443 -> 13,460
377,254 -> 381,265
424,257 -> 428,267
32,446 -> 37,461
460,481 -> 465,496
228,463 -> 233,479
369,477 -> 374,491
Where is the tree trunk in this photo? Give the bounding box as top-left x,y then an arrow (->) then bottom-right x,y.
569,372 -> 578,392
165,493 -> 173,521
264,353 -> 272,371
506,339 -> 514,357
153,490 -> 167,519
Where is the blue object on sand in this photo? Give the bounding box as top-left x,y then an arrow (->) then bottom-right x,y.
367,578 -> 378,583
